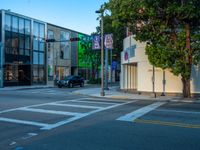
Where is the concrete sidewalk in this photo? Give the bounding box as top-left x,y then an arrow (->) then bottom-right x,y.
72,86 -> 183,102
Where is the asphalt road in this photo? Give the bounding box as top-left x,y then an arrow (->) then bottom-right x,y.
0,87 -> 200,150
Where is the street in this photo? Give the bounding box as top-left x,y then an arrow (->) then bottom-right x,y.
0,87 -> 200,150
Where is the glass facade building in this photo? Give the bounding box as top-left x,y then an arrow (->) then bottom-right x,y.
0,10 -> 46,87
0,10 -> 90,87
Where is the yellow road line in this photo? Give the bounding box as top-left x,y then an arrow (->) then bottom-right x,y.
134,119 -> 200,129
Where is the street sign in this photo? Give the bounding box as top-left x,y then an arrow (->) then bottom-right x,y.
92,35 -> 101,50
104,34 -> 113,49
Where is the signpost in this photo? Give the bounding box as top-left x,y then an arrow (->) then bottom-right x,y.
104,34 -> 113,90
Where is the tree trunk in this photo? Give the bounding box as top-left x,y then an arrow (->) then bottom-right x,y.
181,77 -> 191,98
182,23 -> 192,98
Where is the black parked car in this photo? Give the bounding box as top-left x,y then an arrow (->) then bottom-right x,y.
57,75 -> 84,88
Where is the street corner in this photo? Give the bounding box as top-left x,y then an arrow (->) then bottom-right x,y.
109,95 -> 130,100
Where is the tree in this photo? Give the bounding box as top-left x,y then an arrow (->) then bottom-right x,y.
96,10 -> 126,62
78,35 -> 101,79
106,0 -> 200,98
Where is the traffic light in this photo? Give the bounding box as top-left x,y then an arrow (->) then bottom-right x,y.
46,39 -> 56,42
70,37 -> 80,42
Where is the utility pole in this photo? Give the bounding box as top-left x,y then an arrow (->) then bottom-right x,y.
95,9 -> 105,96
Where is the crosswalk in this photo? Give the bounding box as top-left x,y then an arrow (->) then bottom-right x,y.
16,88 -> 71,95
0,98 -> 134,130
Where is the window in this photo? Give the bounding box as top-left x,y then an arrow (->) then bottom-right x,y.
19,35 -> 24,55
5,14 -> 11,31
12,16 -> 18,32
39,38 -> 45,51
25,20 -> 31,35
60,31 -> 70,59
25,36 -> 30,49
39,24 -> 45,38
48,30 -> 54,39
39,53 -> 44,65
33,51 -> 38,64
19,18 -> 24,34
33,37 -> 39,50
33,22 -> 39,37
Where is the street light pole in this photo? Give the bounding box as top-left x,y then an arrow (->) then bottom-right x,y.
96,9 -> 105,96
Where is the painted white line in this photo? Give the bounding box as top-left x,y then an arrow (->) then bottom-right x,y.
0,117 -> 49,127
155,109 -> 200,115
86,97 -> 126,103
117,102 -> 166,122
19,107 -> 82,116
22,133 -> 38,140
71,100 -> 117,105
0,98 -> 86,114
41,100 -> 138,130
49,103 -> 103,109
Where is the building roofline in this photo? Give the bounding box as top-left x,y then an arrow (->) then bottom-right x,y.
47,23 -> 90,36
0,9 -> 90,36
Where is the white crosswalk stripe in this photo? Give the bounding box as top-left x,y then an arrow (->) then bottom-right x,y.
0,98 -> 136,130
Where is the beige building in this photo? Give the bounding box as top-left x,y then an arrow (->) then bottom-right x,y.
120,35 -> 200,96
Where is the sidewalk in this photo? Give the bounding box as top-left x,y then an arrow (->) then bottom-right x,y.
73,86 -> 182,101
1,84 -> 199,103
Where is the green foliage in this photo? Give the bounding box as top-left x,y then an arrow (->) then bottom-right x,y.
106,0 -> 200,97
87,78 -> 101,84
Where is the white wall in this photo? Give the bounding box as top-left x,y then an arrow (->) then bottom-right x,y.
121,35 -> 200,94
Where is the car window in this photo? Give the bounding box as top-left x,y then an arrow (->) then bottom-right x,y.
64,76 -> 73,80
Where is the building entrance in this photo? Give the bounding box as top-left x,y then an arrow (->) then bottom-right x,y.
4,64 -> 31,86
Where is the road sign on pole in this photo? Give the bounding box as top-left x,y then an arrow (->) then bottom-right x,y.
92,35 -> 101,50
104,34 -> 113,49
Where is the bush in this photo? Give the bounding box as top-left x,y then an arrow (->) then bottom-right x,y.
87,78 -> 101,84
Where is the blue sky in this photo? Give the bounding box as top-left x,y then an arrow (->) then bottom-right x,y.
0,0 -> 108,34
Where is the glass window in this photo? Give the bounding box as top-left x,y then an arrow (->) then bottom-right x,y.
19,18 -> 24,34
33,22 -> 39,37
33,37 -> 39,50
19,35 -> 24,49
60,31 -> 70,59
39,38 -> 45,51
39,52 -> 44,65
48,30 -> 54,39
12,16 -> 18,32
33,51 -> 38,64
25,49 -> 30,56
39,24 -> 45,38
12,33 -> 18,48
25,20 -> 31,35
5,14 -> 11,31
5,31 -> 12,47
25,36 -> 30,49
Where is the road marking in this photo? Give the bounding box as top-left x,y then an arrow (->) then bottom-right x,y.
86,97 -> 126,103
72,100 -> 117,105
19,107 -> 82,116
155,109 -> 200,115
0,98 -> 136,130
135,119 -> 200,129
0,117 -> 49,127
22,133 -> 38,140
49,103 -> 103,109
41,100 -> 137,130
0,98 -> 86,114
117,102 -> 166,122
